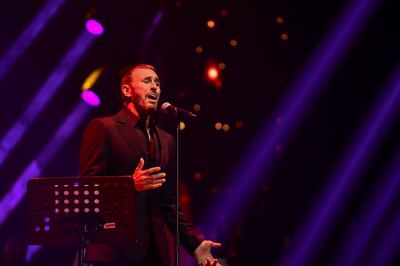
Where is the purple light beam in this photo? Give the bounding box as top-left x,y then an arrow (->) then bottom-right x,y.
199,0 -> 381,245
0,101 -> 93,227
332,143 -> 400,266
287,62 -> 400,266
0,0 -> 67,81
0,29 -> 96,169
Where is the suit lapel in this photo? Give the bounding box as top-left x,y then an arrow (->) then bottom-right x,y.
114,109 -> 147,156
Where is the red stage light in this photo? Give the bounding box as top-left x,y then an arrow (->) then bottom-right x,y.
207,67 -> 219,80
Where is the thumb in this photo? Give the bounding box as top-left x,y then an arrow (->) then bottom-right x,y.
135,158 -> 145,172
210,242 -> 222,248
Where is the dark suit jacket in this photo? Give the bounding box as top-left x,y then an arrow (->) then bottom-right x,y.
80,108 -> 203,265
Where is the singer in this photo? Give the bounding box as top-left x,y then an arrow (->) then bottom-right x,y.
80,64 -> 221,266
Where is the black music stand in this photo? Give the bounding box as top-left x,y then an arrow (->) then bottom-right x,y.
27,176 -> 136,266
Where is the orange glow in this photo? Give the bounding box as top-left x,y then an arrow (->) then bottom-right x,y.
81,66 -> 104,91
207,20 -> 216,28
215,122 -> 222,130
204,60 -> 222,89
180,194 -> 189,204
220,9 -> 229,17
194,172 -> 202,181
276,16 -> 284,24
207,67 -> 219,80
214,79 -> 223,89
195,46 -> 203,53
230,39 -> 238,47
218,63 -> 226,70
222,123 -> 230,132
281,33 -> 289,41
179,121 -> 186,130
193,104 -> 201,112
235,120 -> 243,128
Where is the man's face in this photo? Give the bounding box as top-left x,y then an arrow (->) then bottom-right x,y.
126,67 -> 161,113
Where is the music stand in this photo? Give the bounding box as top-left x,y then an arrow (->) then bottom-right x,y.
27,176 -> 136,266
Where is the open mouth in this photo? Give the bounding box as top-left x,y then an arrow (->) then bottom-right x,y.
147,93 -> 158,101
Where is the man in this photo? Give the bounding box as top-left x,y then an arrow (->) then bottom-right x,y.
80,64 -> 221,266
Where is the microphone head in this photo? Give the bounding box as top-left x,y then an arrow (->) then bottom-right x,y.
161,102 -> 172,111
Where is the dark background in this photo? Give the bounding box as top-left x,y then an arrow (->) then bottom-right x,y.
0,0 -> 399,265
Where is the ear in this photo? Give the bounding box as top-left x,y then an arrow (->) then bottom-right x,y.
121,84 -> 133,97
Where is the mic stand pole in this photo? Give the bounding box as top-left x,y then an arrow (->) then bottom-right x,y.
175,121 -> 180,266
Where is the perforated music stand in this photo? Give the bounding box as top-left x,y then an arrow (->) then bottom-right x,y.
27,176 -> 136,266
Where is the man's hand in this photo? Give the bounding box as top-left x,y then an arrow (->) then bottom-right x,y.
133,158 -> 166,192
194,240 -> 222,266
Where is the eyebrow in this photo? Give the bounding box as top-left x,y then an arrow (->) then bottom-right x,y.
143,76 -> 159,81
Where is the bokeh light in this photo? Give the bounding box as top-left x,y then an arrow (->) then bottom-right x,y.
85,19 -> 104,36
81,90 -> 100,106
207,20 -> 216,29
207,66 -> 219,80
281,33 -> 289,41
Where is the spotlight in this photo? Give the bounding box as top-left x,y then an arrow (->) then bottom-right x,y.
204,60 -> 222,88
222,124 -> 230,132
195,46 -> 204,54
230,39 -> 238,47
207,66 -> 219,80
207,20 -> 216,29
82,66 -> 104,90
81,90 -> 101,106
193,104 -> 201,112
276,16 -> 284,24
85,19 -> 104,36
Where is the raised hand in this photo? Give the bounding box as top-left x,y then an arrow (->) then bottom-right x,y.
133,158 -> 166,191
194,240 -> 222,266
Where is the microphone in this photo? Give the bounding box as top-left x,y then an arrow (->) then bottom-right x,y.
161,102 -> 197,118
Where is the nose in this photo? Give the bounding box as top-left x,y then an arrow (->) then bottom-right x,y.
150,81 -> 159,91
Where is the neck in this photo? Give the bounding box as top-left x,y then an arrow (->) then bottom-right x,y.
125,103 -> 151,129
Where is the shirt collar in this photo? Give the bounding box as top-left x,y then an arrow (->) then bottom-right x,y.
121,105 -> 156,130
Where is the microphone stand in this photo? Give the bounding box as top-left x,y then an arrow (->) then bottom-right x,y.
175,118 -> 180,266
160,105 -> 196,266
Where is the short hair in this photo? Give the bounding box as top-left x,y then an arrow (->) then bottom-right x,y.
120,64 -> 156,104
120,64 -> 156,87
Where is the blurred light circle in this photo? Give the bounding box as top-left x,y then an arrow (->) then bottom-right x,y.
86,19 -> 104,36
82,90 -> 101,106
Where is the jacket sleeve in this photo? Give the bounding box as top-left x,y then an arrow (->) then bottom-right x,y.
160,134 -> 204,255
80,119 -> 110,176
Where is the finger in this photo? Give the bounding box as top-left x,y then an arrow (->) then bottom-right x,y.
212,259 -> 218,266
141,166 -> 162,175
135,175 -> 152,183
135,158 -> 145,172
147,183 -> 163,190
151,178 -> 166,184
151,172 -> 166,180
210,242 -> 222,248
